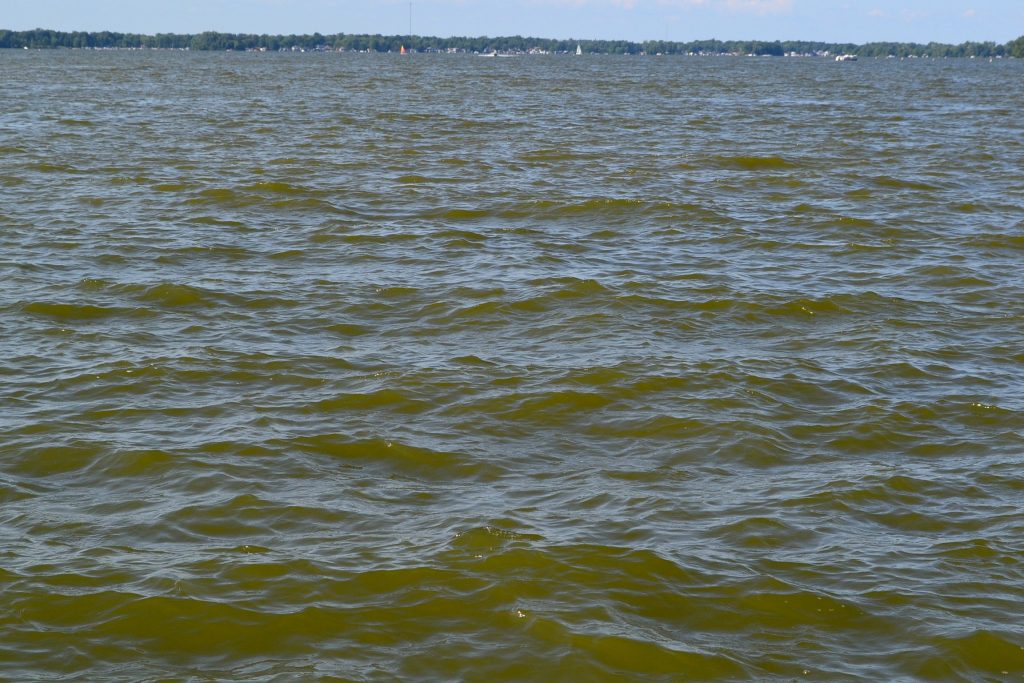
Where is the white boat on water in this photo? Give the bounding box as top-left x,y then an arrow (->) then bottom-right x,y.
835,54 -> 858,62
576,44 -> 583,56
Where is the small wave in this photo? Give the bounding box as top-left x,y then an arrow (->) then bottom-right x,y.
827,215 -> 883,228
396,174 -> 461,184
77,277 -> 113,292
232,294 -> 302,310
587,414 -> 707,440
135,283 -> 213,308
169,244 -> 252,260
423,207 -> 491,220
450,526 -> 544,552
282,435 -> 503,481
28,162 -> 82,174
451,355 -> 496,366
164,493 -> 351,539
528,277 -> 611,299
548,197 -> 645,216
440,300 -> 507,321
0,481 -> 34,504
434,288 -> 600,323
267,198 -> 345,213
561,631 -> 745,678
339,232 -> 419,244
872,175 -> 938,190
22,301 -> 146,320
268,249 -> 306,260
303,389 -> 431,415
325,323 -> 371,336
34,362 -> 169,395
94,449 -> 178,478
56,118 -> 96,127
8,442 -> 104,478
910,630 -> 1024,679
497,226 -> 543,235
108,174 -> 152,185
446,389 -> 614,424
553,366 -> 631,387
735,582 -> 869,635
717,155 -> 796,170
963,233 -> 1024,251
246,181 -> 316,195
763,297 -> 852,317
186,216 -> 248,228
434,228 -> 487,242
152,182 -> 191,192
616,294 -> 734,313
520,149 -> 586,162
395,174 -> 431,184
186,187 -> 252,206
711,516 -> 817,549
374,286 -> 420,298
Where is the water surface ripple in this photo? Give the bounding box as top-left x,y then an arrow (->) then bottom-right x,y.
2,51 -> 1023,681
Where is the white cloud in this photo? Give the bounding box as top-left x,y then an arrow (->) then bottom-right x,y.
533,0 -> 793,12
528,0 -> 639,6
656,0 -> 793,14
724,0 -> 793,14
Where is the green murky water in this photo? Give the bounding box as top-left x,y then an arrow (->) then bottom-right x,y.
1,50 -> 1023,680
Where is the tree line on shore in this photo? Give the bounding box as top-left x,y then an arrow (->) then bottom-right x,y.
2,28 -> 1023,58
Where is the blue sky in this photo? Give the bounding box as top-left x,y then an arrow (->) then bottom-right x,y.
5,0 -> 1023,43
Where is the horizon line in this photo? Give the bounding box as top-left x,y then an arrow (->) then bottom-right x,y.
3,27 -> 1021,47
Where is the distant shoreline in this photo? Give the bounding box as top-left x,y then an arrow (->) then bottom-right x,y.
3,29 -> 1023,58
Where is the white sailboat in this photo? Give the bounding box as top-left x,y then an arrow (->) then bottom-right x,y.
576,44 -> 583,56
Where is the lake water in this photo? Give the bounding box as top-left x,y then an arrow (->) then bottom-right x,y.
1,50 -> 1023,680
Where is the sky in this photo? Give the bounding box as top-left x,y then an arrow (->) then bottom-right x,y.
5,0 -> 1024,44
